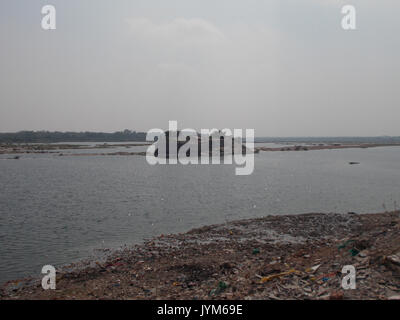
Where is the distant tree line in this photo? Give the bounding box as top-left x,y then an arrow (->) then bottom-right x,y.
0,130 -> 147,143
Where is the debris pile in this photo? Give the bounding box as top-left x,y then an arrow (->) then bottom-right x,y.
2,211 -> 400,300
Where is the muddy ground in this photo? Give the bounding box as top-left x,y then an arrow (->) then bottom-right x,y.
2,211 -> 400,300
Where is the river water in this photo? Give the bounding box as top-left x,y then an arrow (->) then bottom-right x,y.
1,145 -> 399,283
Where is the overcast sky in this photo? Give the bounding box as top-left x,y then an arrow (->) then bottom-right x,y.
0,0 -> 399,136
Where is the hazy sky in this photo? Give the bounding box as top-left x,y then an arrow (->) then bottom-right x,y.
0,0 -> 399,136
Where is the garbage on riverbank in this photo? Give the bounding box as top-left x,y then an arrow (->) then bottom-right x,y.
2,211 -> 399,300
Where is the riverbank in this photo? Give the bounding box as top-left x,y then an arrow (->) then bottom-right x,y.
2,142 -> 400,157
2,211 -> 400,300
0,143 -> 149,155
255,143 -> 400,152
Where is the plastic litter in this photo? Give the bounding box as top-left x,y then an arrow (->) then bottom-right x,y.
260,269 -> 298,283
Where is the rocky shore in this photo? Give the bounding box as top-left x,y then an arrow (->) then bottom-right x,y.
0,143 -> 149,155
256,143 -> 400,152
2,211 -> 400,300
2,142 -> 400,157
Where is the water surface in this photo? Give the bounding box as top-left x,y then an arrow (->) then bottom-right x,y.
1,146 -> 400,283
